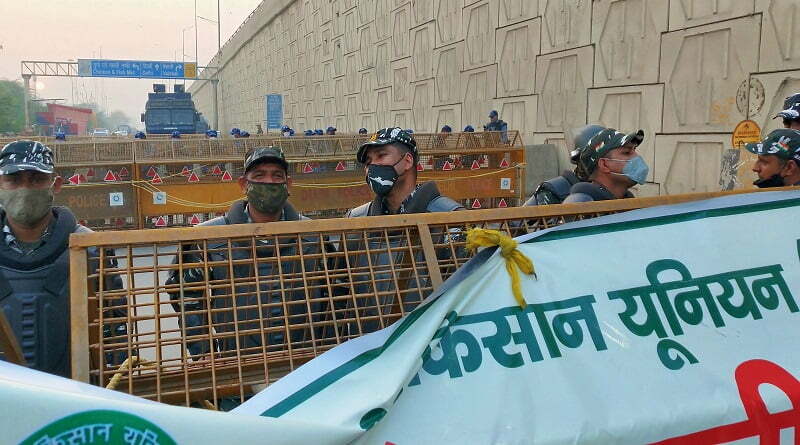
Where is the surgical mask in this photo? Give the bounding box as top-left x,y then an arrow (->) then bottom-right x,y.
246,181 -> 288,215
753,174 -> 785,188
0,187 -> 54,226
606,156 -> 649,185
365,156 -> 407,196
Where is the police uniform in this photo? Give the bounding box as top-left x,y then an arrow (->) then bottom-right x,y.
745,129 -> 800,188
0,141 -> 127,377
166,147 -> 324,357
563,129 -> 645,203
347,127 -> 463,217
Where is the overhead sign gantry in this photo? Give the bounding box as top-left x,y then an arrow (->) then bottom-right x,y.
20,59 -> 217,132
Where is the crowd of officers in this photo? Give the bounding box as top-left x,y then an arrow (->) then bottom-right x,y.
0,99 -> 799,399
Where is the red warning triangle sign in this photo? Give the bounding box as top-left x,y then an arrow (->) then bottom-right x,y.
180,166 -> 191,176
498,198 -> 508,208
68,174 -> 81,185
303,163 -> 314,174
151,172 -> 163,184
211,165 -> 223,175
118,167 -> 129,178
154,216 -> 167,227
187,172 -> 200,183
417,163 -> 424,172
103,170 -> 117,182
221,171 -> 233,182
189,214 -> 201,225
442,160 -> 454,171
499,158 -> 510,168
335,161 -> 346,172
145,166 -> 157,178
471,199 -> 482,209
86,168 -> 95,178
471,160 -> 481,170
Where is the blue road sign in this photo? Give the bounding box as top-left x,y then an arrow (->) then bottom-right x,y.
266,95 -> 283,130
77,59 -> 197,79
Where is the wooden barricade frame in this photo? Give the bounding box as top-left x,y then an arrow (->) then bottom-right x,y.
67,188 -> 779,406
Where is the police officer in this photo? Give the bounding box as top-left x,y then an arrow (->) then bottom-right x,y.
747,129 -> 800,188
775,93 -> 800,131
347,127 -> 463,217
166,146 -> 326,409
563,128 -> 647,203
326,126 -> 337,135
0,140 -> 127,377
524,125 -> 605,206
358,128 -> 368,135
441,125 -> 452,133
484,110 -> 509,143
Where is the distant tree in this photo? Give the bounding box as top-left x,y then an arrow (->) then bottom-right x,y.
75,102 -> 132,131
0,80 -> 25,133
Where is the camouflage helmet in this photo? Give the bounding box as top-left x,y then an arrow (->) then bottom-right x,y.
566,125 -> 606,180
577,128 -> 645,177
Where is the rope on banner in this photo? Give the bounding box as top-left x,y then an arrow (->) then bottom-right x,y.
466,228 -> 536,309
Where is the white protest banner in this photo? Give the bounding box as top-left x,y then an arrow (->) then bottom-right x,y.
0,362 -> 352,444
235,190 -> 800,444
3,190 -> 799,444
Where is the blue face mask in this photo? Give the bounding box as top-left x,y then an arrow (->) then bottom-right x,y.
607,156 -> 649,185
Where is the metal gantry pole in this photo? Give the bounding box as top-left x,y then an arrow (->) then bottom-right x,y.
194,0 -> 199,65
22,75 -> 31,133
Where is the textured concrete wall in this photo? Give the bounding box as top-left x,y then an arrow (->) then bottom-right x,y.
190,0 -> 800,196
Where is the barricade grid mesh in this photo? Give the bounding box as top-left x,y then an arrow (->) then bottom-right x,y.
70,191 -> 755,407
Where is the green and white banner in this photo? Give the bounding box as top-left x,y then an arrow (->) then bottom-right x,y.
2,190 -> 800,444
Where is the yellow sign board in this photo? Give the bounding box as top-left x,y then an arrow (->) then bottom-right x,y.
183,62 -> 197,79
731,119 -> 761,148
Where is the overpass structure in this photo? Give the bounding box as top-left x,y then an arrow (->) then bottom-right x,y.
189,0 -> 800,197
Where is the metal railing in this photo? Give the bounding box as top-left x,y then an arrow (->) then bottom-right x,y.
68,188 -> 768,407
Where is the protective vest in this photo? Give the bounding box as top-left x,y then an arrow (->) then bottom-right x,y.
168,200 -> 322,357
347,181 -> 463,217
343,182 -> 464,335
563,182 -> 634,203
524,170 -> 580,206
0,207 -> 81,377
485,120 -> 508,132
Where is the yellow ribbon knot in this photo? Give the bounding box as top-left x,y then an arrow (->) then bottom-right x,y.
466,228 -> 537,309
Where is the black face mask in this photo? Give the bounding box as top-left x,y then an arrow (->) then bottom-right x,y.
753,174 -> 785,188
365,156 -> 407,196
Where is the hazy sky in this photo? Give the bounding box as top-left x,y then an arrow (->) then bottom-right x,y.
0,0 -> 262,126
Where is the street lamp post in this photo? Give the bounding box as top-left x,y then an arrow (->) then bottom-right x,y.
194,0 -> 199,66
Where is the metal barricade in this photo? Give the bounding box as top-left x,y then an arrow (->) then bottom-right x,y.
37,132 -> 525,229
68,189 -> 761,406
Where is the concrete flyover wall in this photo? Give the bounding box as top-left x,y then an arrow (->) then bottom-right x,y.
190,0 -> 800,196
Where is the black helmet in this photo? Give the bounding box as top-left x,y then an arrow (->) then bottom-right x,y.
577,128 -> 644,178
775,93 -> 800,121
